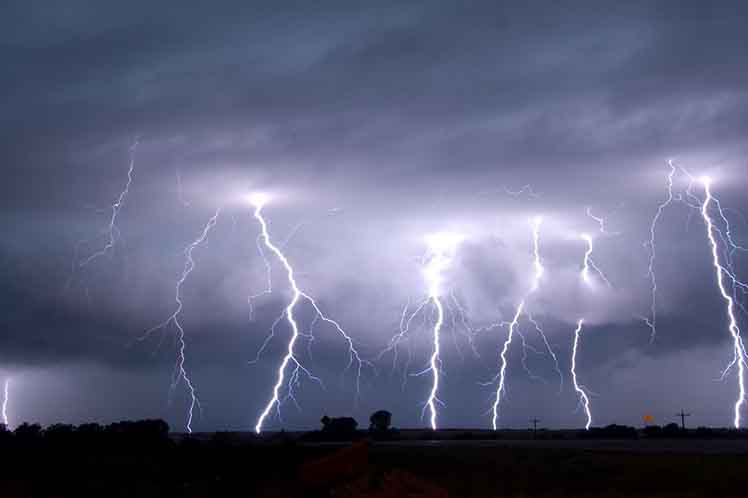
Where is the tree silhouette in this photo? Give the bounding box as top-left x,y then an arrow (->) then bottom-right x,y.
369,410 -> 392,432
14,422 -> 42,441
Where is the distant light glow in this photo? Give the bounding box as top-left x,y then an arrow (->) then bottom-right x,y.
247,192 -> 271,208
423,232 -> 463,298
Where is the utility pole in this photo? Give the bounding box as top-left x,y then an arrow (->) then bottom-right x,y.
676,409 -> 691,430
531,418 -> 540,439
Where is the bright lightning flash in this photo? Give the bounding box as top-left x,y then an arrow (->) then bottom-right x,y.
491,301 -> 524,430
143,208 -> 221,433
251,194 -> 369,434
421,232 -> 463,430
572,235 -> 604,430
570,319 -> 592,430
2,379 -> 9,428
491,217 -> 544,430
700,177 -> 747,428
581,234 -> 611,287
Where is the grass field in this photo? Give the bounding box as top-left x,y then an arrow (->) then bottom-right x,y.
357,443 -> 748,498
3,436 -> 748,497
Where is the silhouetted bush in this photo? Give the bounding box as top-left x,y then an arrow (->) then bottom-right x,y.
0,423 -> 11,445
44,423 -> 75,444
0,418 -> 173,455
695,426 -> 715,438
321,415 -> 358,433
663,422 -> 682,437
369,410 -> 392,432
299,415 -> 364,442
369,410 -> 397,440
211,430 -> 238,445
582,424 -> 638,439
14,422 -> 43,442
643,425 -> 662,438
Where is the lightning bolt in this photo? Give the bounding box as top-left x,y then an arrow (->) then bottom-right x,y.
530,217 -> 544,291
643,160 -> 677,342
2,379 -> 9,428
491,301 -> 524,430
377,297 -> 428,392
250,194 -> 369,434
491,217 -> 544,430
79,138 -> 140,267
248,220 -> 321,322
425,287 -> 445,430
581,234 -> 612,288
572,231 -> 604,430
479,314 -> 561,389
247,230 -> 274,322
700,178 -> 747,428
526,312 -> 563,392
446,291 -> 480,359
674,166 -> 748,318
515,322 -> 544,382
142,208 -> 221,433
421,233 -> 463,429
570,319 -> 592,430
585,206 -> 622,237
376,233 -> 462,429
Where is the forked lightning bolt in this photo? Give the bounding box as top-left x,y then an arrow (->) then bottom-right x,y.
250,194 -> 369,434
79,138 -> 140,267
143,208 -> 221,433
491,217 -> 544,430
376,233 -> 462,429
700,178 -> 747,428
526,313 -> 564,392
570,319 -> 592,430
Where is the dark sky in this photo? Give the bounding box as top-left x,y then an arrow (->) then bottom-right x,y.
2,1 -> 748,432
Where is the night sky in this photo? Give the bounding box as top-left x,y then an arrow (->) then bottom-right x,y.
3,1 -> 748,433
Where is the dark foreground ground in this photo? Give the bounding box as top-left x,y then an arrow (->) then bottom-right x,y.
3,433 -> 748,497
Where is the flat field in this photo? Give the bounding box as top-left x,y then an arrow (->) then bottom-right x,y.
3,435 -> 748,497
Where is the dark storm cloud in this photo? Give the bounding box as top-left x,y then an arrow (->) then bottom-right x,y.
2,0 -> 748,430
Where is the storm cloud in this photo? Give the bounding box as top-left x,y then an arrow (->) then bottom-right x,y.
2,0 -> 748,431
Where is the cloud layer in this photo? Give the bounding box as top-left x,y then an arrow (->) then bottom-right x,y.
2,0 -> 748,431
